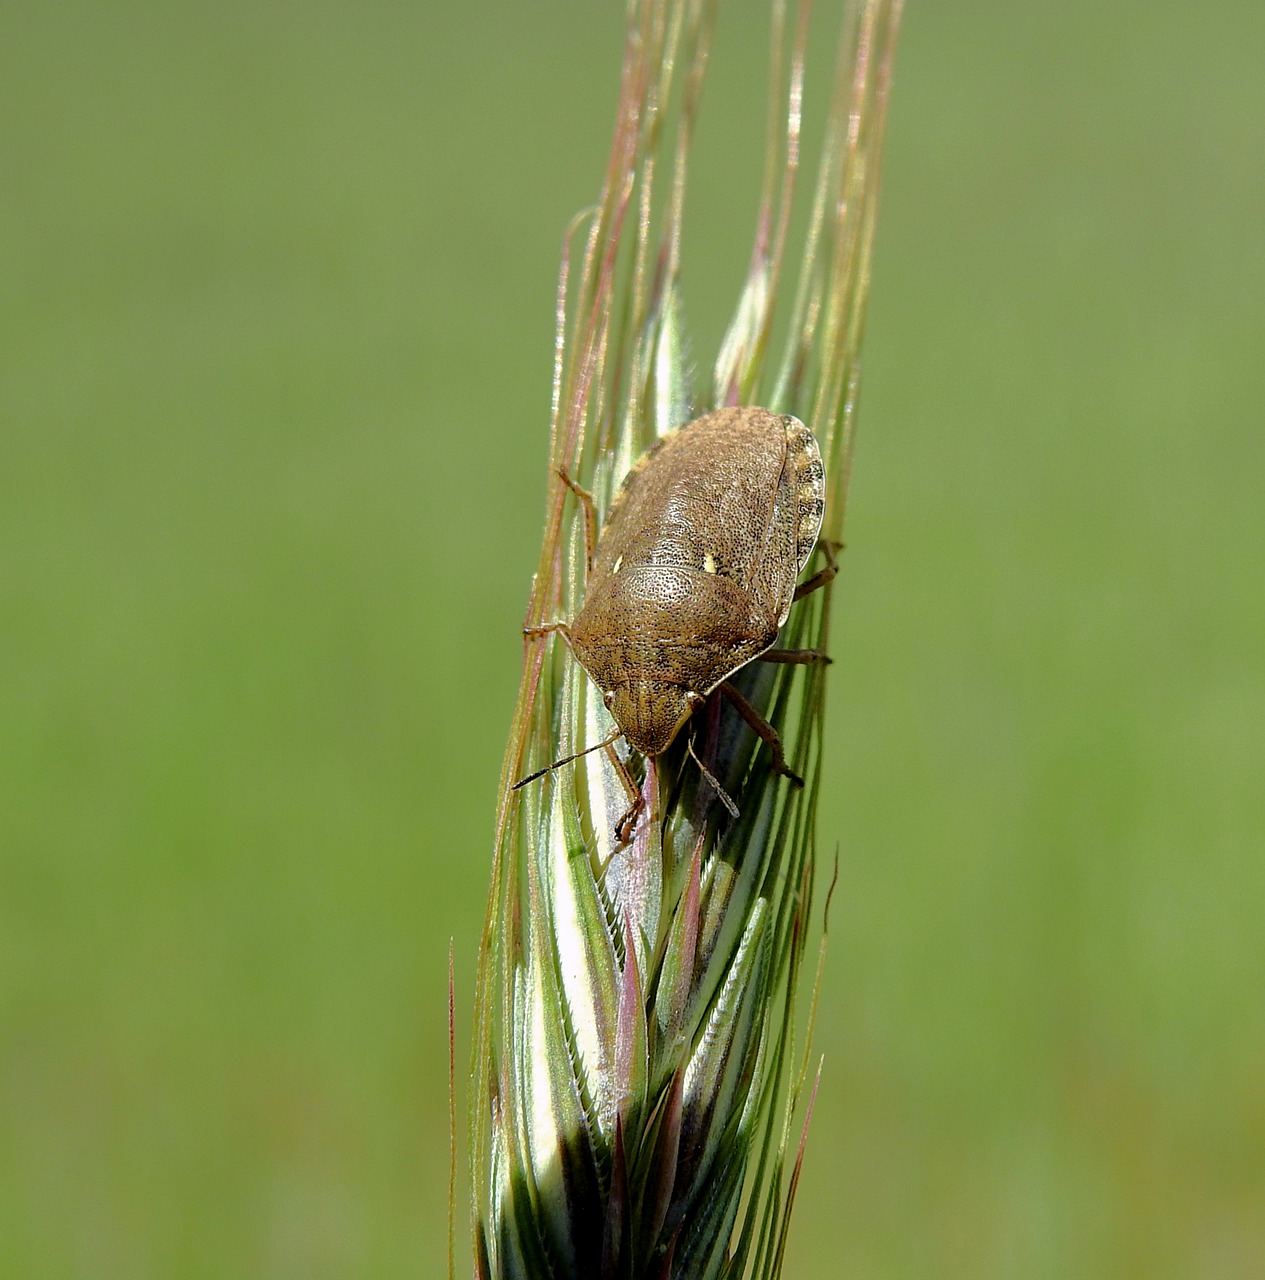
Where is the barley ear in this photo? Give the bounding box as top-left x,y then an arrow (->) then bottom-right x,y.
470,3 -> 902,1274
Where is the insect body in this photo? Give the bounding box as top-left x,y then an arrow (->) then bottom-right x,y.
526,406 -> 831,788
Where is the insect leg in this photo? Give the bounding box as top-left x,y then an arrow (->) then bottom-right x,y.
604,741 -> 646,846
792,538 -> 841,600
523,620 -> 571,643
718,680 -> 804,788
556,468 -> 598,575
759,648 -> 832,665
614,795 -> 646,847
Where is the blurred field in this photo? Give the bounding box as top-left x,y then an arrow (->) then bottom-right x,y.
2,2 -> 1263,1277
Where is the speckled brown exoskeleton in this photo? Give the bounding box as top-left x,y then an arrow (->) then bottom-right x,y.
516,405 -> 837,837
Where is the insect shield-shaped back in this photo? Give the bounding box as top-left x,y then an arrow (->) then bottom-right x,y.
568,405 -> 825,757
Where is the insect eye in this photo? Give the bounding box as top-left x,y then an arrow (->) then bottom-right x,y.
686,691 -> 705,709
603,690 -> 616,707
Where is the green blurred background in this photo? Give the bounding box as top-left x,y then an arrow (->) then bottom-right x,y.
2,2 -> 1262,1276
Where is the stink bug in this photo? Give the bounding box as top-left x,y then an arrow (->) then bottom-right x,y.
517,405 -> 836,834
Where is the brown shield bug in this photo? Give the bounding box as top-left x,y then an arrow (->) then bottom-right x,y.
516,405 -> 836,835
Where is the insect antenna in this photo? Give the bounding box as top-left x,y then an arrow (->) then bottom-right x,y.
512,728 -> 625,790
686,735 -> 740,820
